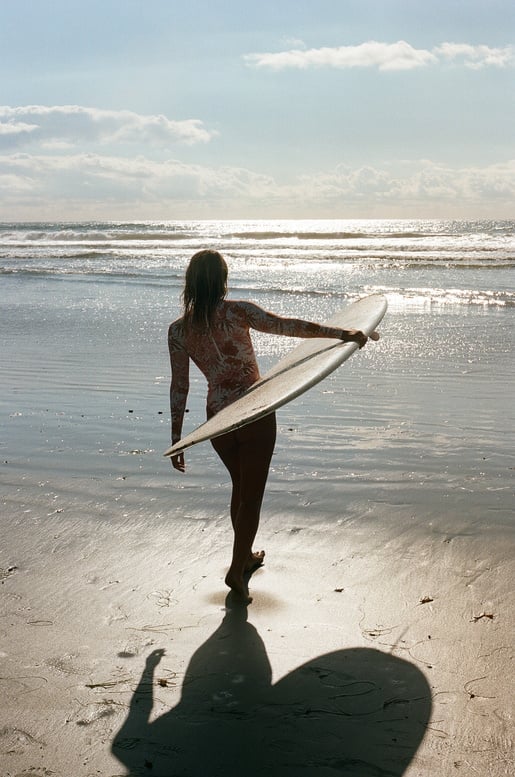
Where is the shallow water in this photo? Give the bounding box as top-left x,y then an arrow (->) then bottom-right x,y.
1,220 -> 514,531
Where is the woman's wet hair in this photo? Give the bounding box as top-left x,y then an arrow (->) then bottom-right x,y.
183,249 -> 228,328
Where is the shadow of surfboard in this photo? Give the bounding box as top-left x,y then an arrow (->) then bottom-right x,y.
112,597 -> 431,777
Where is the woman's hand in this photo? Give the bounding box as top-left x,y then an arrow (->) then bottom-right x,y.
171,452 -> 185,472
341,328 -> 368,348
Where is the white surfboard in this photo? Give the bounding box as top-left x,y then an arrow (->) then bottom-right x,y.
164,294 -> 387,458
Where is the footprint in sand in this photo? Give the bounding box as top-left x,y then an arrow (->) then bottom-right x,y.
0,565 -> 18,582
14,770 -> 55,777
45,653 -> 85,676
0,725 -> 46,756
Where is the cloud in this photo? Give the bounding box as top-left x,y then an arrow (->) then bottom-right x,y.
280,37 -> 307,50
0,121 -> 39,137
434,42 -> 515,69
0,106 -> 215,150
1,152 -> 514,218
245,40 -> 515,72
0,152 -> 274,204
246,41 -> 437,71
294,160 -> 515,212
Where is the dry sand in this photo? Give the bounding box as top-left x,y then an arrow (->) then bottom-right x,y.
1,470 -> 513,777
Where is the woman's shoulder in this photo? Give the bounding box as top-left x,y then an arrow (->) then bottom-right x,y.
168,317 -> 185,340
221,299 -> 261,318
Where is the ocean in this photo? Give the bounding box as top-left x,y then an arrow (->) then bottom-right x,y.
1,219 -> 514,529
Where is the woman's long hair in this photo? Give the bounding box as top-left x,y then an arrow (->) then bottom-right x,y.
182,249 -> 228,329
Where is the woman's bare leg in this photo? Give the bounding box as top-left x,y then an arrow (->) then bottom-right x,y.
213,449 -> 263,570
211,413 -> 276,601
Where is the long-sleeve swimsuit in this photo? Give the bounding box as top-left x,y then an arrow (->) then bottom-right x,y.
168,299 -> 346,443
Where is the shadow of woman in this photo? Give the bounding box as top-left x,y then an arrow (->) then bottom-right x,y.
112,596 -> 431,776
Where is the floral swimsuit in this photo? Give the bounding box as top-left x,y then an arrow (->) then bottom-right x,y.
168,299 -> 345,443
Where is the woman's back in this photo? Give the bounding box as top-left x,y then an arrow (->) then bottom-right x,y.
169,300 -> 261,414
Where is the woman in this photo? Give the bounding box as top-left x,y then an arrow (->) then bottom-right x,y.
169,249 -> 368,602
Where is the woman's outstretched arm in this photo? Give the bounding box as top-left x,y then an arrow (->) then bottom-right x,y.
241,301 -> 368,348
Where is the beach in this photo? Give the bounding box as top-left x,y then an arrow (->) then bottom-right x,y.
1,220 -> 514,776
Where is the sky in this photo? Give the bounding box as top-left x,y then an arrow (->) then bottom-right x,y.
0,0 -> 514,221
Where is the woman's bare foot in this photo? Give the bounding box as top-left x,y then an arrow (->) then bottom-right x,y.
225,571 -> 252,603
245,549 -> 265,573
